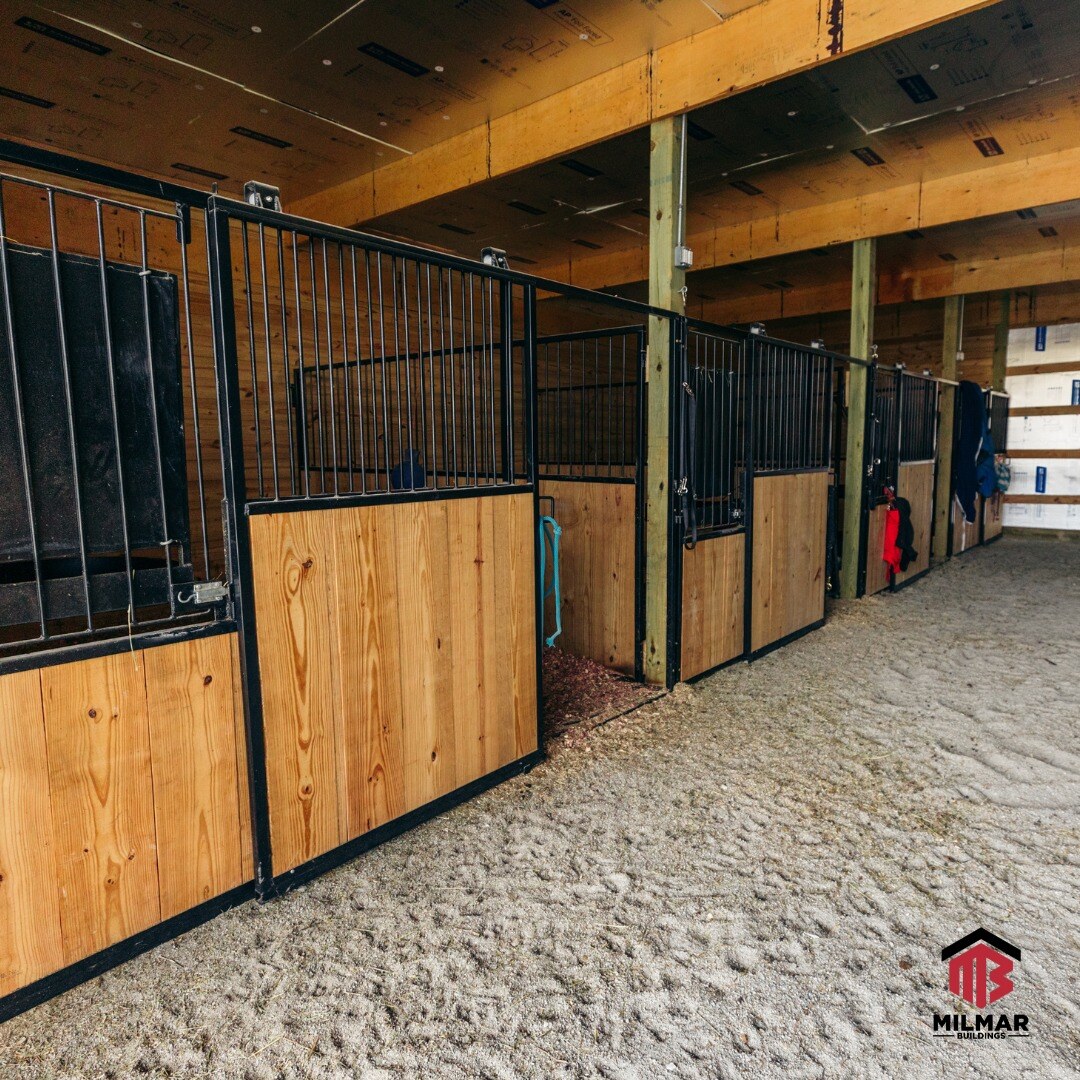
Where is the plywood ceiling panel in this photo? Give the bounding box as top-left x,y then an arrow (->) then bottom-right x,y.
371,0 -> 1080,266
0,0 -> 758,195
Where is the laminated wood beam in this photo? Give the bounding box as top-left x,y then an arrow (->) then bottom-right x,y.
644,118 -> 686,686
535,145 -> 1080,291
291,0 -> 996,226
685,238 -> 1080,327
840,238 -> 876,600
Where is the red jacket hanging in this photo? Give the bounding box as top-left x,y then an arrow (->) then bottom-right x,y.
882,506 -> 902,575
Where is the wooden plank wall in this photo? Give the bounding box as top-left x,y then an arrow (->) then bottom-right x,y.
0,633 -> 250,996
895,462 -> 935,583
983,491 -> 1004,540
538,480 -> 636,674
862,462 -> 936,594
680,533 -> 744,680
249,493 -> 538,877
751,472 -> 829,653
952,494 -> 983,553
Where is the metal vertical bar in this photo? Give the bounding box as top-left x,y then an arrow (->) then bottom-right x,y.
337,243 -> 353,492
205,201 -> 274,898
349,246 -> 367,494
426,264 -> 437,488
276,229 -> 296,497
437,266 -> 449,488
137,211 -> 176,616
0,181 -> 47,639
499,280 -> 514,483
446,268 -> 459,486
179,210 -> 212,579
46,190 -> 93,630
319,238 -> 338,495
240,221 -> 264,495
291,231 -> 310,497
257,224 -> 279,499
95,203 -> 138,624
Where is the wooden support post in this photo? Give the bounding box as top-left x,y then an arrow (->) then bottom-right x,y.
933,295 -> 963,563
839,237 -> 876,600
644,117 -> 687,685
992,290 -> 1011,391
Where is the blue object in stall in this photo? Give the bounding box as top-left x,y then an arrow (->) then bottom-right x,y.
538,513 -> 563,647
390,448 -> 426,491
1036,466 -> 1047,494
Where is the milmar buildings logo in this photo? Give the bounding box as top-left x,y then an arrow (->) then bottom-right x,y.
933,928 -> 1030,1039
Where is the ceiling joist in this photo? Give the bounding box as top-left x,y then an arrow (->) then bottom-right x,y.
291,0 -> 997,225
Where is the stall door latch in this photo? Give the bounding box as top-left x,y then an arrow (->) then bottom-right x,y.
176,580 -> 231,609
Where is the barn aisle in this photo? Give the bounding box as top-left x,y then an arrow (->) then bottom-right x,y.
2,537 -> 1076,1079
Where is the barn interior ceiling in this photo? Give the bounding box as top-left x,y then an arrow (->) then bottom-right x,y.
0,0 -> 755,193
374,0 -> 1080,266
1,0 -> 1078,296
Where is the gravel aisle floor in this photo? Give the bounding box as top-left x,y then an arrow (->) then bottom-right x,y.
2,536 -> 1077,1079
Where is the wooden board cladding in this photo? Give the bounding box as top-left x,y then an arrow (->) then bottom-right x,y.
680,532 -> 744,681
249,493 -> 538,876
952,494 -> 982,554
864,504 -> 891,597
863,462 -> 936,594
751,472 -> 828,654
538,480 -> 636,674
983,491 -> 1004,541
0,633 -> 250,997
896,462 -> 935,584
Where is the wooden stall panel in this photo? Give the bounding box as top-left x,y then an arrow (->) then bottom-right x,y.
144,636 -> 246,920
495,493 -> 541,766
41,652 -> 161,965
251,495 -> 538,876
538,480 -> 636,674
680,533 -> 744,681
0,671 -> 63,996
984,491 -> 1004,541
752,472 -> 829,654
863,505 -> 891,597
952,494 -> 982,553
250,511 -> 343,877
393,500 -> 457,812
896,462 -> 935,583
330,506 -> 406,838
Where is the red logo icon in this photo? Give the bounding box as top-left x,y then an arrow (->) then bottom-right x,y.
941,929 -> 1021,1009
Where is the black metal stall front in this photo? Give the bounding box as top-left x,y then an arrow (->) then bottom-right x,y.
669,325 -> 837,683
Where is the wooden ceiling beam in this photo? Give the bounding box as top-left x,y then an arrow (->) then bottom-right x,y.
537,145 -> 1080,290
684,234 -> 1080,325
290,0 -> 995,226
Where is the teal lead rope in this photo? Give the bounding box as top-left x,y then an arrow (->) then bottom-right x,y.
538,513 -> 563,647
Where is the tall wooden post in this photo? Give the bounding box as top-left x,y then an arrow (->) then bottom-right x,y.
933,294 -> 963,563
991,290 -> 1011,391
839,237 -> 876,599
644,117 -> 686,685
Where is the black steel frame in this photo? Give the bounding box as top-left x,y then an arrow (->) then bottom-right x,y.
0,135 -> 855,1021
535,325 -> 649,680
669,325 -> 840,682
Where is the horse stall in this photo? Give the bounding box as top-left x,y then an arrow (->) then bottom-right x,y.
950,381 -> 1005,556
0,146 -> 542,1019
0,156 -> 252,1016
671,327 -> 836,681
533,317 -> 646,678
860,368 -> 939,595
982,389 -> 1010,544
